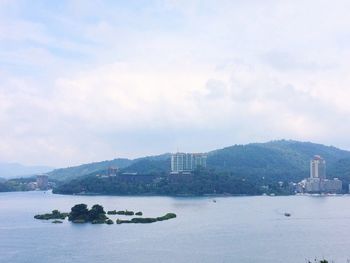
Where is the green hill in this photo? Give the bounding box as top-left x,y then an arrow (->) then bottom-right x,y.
48,158 -> 132,181
48,140 -> 350,183
48,154 -> 171,182
207,140 -> 350,182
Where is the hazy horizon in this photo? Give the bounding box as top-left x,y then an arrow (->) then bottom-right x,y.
2,1 -> 350,166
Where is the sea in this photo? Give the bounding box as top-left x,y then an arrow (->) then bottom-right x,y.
1,191 -> 350,263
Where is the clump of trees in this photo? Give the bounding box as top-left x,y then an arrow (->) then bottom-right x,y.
35,204 -> 176,225
34,210 -> 69,220
34,204 -> 110,224
108,210 -> 135,215
107,210 -> 117,215
68,204 -> 108,224
54,170 -> 264,196
106,210 -> 143,216
116,213 -> 176,224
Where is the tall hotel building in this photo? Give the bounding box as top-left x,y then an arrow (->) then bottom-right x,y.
171,153 -> 207,173
310,155 -> 326,179
297,155 -> 342,193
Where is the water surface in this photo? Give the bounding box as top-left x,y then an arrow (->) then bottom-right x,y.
1,191 -> 349,263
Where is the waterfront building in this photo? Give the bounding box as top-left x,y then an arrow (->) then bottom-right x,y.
310,155 -> 326,179
297,155 -> 342,194
323,178 -> 342,193
36,174 -> 49,190
171,153 -> 207,173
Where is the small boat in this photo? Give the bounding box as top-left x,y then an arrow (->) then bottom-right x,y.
284,213 -> 291,217
213,199 -> 217,203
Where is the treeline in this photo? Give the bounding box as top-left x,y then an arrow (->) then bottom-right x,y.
53,170 -> 271,196
0,177 -> 36,192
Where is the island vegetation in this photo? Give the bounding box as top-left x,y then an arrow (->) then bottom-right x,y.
34,204 -> 176,225
68,204 -> 108,224
107,210 -> 138,215
116,213 -> 176,224
34,210 -> 69,220
52,220 -> 63,224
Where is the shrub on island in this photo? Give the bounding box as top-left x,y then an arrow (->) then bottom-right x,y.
130,217 -> 157,223
106,219 -> 114,224
157,213 -> 177,221
52,220 -> 63,224
135,211 -> 143,216
116,219 -> 132,224
107,210 -> 117,215
116,210 -> 125,215
72,219 -> 86,223
125,210 -> 134,216
115,210 -> 134,215
117,213 -> 177,224
92,219 -> 106,224
34,210 -> 69,220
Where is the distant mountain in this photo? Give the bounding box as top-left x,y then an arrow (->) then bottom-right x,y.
48,154 -> 172,182
0,162 -> 53,179
48,158 -> 133,182
48,140 -> 350,183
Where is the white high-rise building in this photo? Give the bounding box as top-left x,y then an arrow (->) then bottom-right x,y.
171,153 -> 207,173
297,155 -> 342,193
310,155 -> 326,179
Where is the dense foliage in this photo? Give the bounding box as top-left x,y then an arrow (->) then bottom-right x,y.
116,213 -> 176,224
54,169 -> 264,196
0,177 -> 36,192
34,210 -> 69,220
68,204 -> 108,224
207,140 -> 350,182
34,204 -> 176,226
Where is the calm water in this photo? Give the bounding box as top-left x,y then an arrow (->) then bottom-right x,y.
1,191 -> 350,263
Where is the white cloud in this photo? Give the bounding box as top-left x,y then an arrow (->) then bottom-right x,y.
1,0 -> 350,166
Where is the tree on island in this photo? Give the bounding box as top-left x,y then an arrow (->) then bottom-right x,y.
68,204 -> 89,222
88,204 -> 107,223
68,204 -> 108,223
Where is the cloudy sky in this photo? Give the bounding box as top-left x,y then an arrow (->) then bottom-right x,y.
1,0 -> 350,167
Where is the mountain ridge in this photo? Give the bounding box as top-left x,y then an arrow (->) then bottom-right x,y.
0,162 -> 54,179
47,140 -> 350,183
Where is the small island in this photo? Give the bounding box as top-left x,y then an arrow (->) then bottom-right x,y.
34,204 -> 176,225
34,210 -> 69,220
116,213 -> 176,224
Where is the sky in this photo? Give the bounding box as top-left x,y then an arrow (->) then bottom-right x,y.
1,0 -> 350,167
